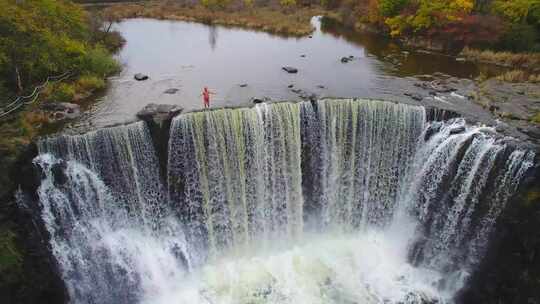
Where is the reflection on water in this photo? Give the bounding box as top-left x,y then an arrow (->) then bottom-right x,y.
208,25 -> 218,50
80,16 -> 490,128
319,17 -> 479,78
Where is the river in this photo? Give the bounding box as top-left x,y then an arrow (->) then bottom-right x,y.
76,16 -> 495,128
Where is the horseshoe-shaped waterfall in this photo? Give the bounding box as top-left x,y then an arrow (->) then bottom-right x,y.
33,99 -> 535,304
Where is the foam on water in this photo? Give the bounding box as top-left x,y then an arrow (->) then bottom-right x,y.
145,232 -> 447,304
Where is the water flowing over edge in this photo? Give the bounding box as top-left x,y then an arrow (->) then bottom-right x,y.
31,99 -> 536,304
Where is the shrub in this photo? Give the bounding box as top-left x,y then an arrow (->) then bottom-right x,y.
76,75 -> 106,92
495,70 -> 540,83
0,228 -> 22,285
82,46 -> 121,77
532,112 -> 540,124
101,31 -> 126,52
495,70 -> 528,82
461,47 -> 540,69
50,83 -> 75,102
497,23 -> 540,52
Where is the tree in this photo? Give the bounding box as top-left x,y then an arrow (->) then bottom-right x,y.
0,0 -> 118,95
379,0 -> 408,17
384,0 -> 475,35
492,0 -> 540,24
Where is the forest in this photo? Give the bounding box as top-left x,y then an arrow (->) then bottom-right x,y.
319,0 -> 539,52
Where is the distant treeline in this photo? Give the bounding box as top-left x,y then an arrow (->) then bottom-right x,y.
320,0 -> 540,52
72,0 -> 147,3
155,0 -> 540,52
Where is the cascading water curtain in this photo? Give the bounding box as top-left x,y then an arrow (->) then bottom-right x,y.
31,99 -> 535,304
301,99 -> 426,230
404,119 -> 535,279
168,103 -> 304,262
35,122 -> 189,304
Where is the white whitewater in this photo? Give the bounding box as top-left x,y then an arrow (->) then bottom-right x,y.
34,99 -> 535,304
36,122 -> 189,303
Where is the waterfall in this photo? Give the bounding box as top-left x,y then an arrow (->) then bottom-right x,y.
30,99 -> 535,304
38,122 -> 167,228
36,122 -> 189,304
404,120 -> 535,273
301,99 -> 426,230
168,103 -> 304,262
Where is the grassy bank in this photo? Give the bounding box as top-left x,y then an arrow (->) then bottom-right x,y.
461,47 -> 540,72
103,1 -> 325,36
494,70 -> 540,83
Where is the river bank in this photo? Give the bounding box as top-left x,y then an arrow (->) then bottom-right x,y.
102,2 -> 324,36
100,1 -> 540,76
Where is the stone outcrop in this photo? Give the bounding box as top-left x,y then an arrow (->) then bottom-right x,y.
459,161 -> 540,304
134,73 -> 149,81
0,143 -> 67,304
41,102 -> 81,121
282,66 -> 298,73
137,104 -> 183,185
136,103 -> 183,128
474,79 -> 540,144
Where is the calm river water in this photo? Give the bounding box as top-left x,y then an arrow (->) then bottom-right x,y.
80,16 -> 488,127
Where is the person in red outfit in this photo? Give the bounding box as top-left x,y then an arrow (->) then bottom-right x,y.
201,87 -> 215,109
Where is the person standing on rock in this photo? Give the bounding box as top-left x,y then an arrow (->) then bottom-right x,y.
201,87 -> 215,109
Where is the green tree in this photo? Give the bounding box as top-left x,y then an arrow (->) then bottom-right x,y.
0,0 -> 118,95
492,0 -> 540,24
384,0 -> 475,35
379,0 -> 408,17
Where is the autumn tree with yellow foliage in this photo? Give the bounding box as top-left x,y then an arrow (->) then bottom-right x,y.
351,0 -> 540,51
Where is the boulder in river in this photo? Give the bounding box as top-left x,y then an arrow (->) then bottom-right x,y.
404,92 -> 423,101
41,102 -> 81,121
164,88 -> 179,94
134,73 -> 149,81
299,92 -> 318,102
51,161 -> 68,187
341,57 -> 350,63
137,103 -> 182,126
415,75 -> 436,82
449,126 -> 466,135
251,97 -> 270,104
282,66 -> 298,73
239,84 -> 248,88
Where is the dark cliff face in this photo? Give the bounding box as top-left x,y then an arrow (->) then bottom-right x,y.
0,108 -> 182,304
458,159 -> 540,304
0,143 -> 67,304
